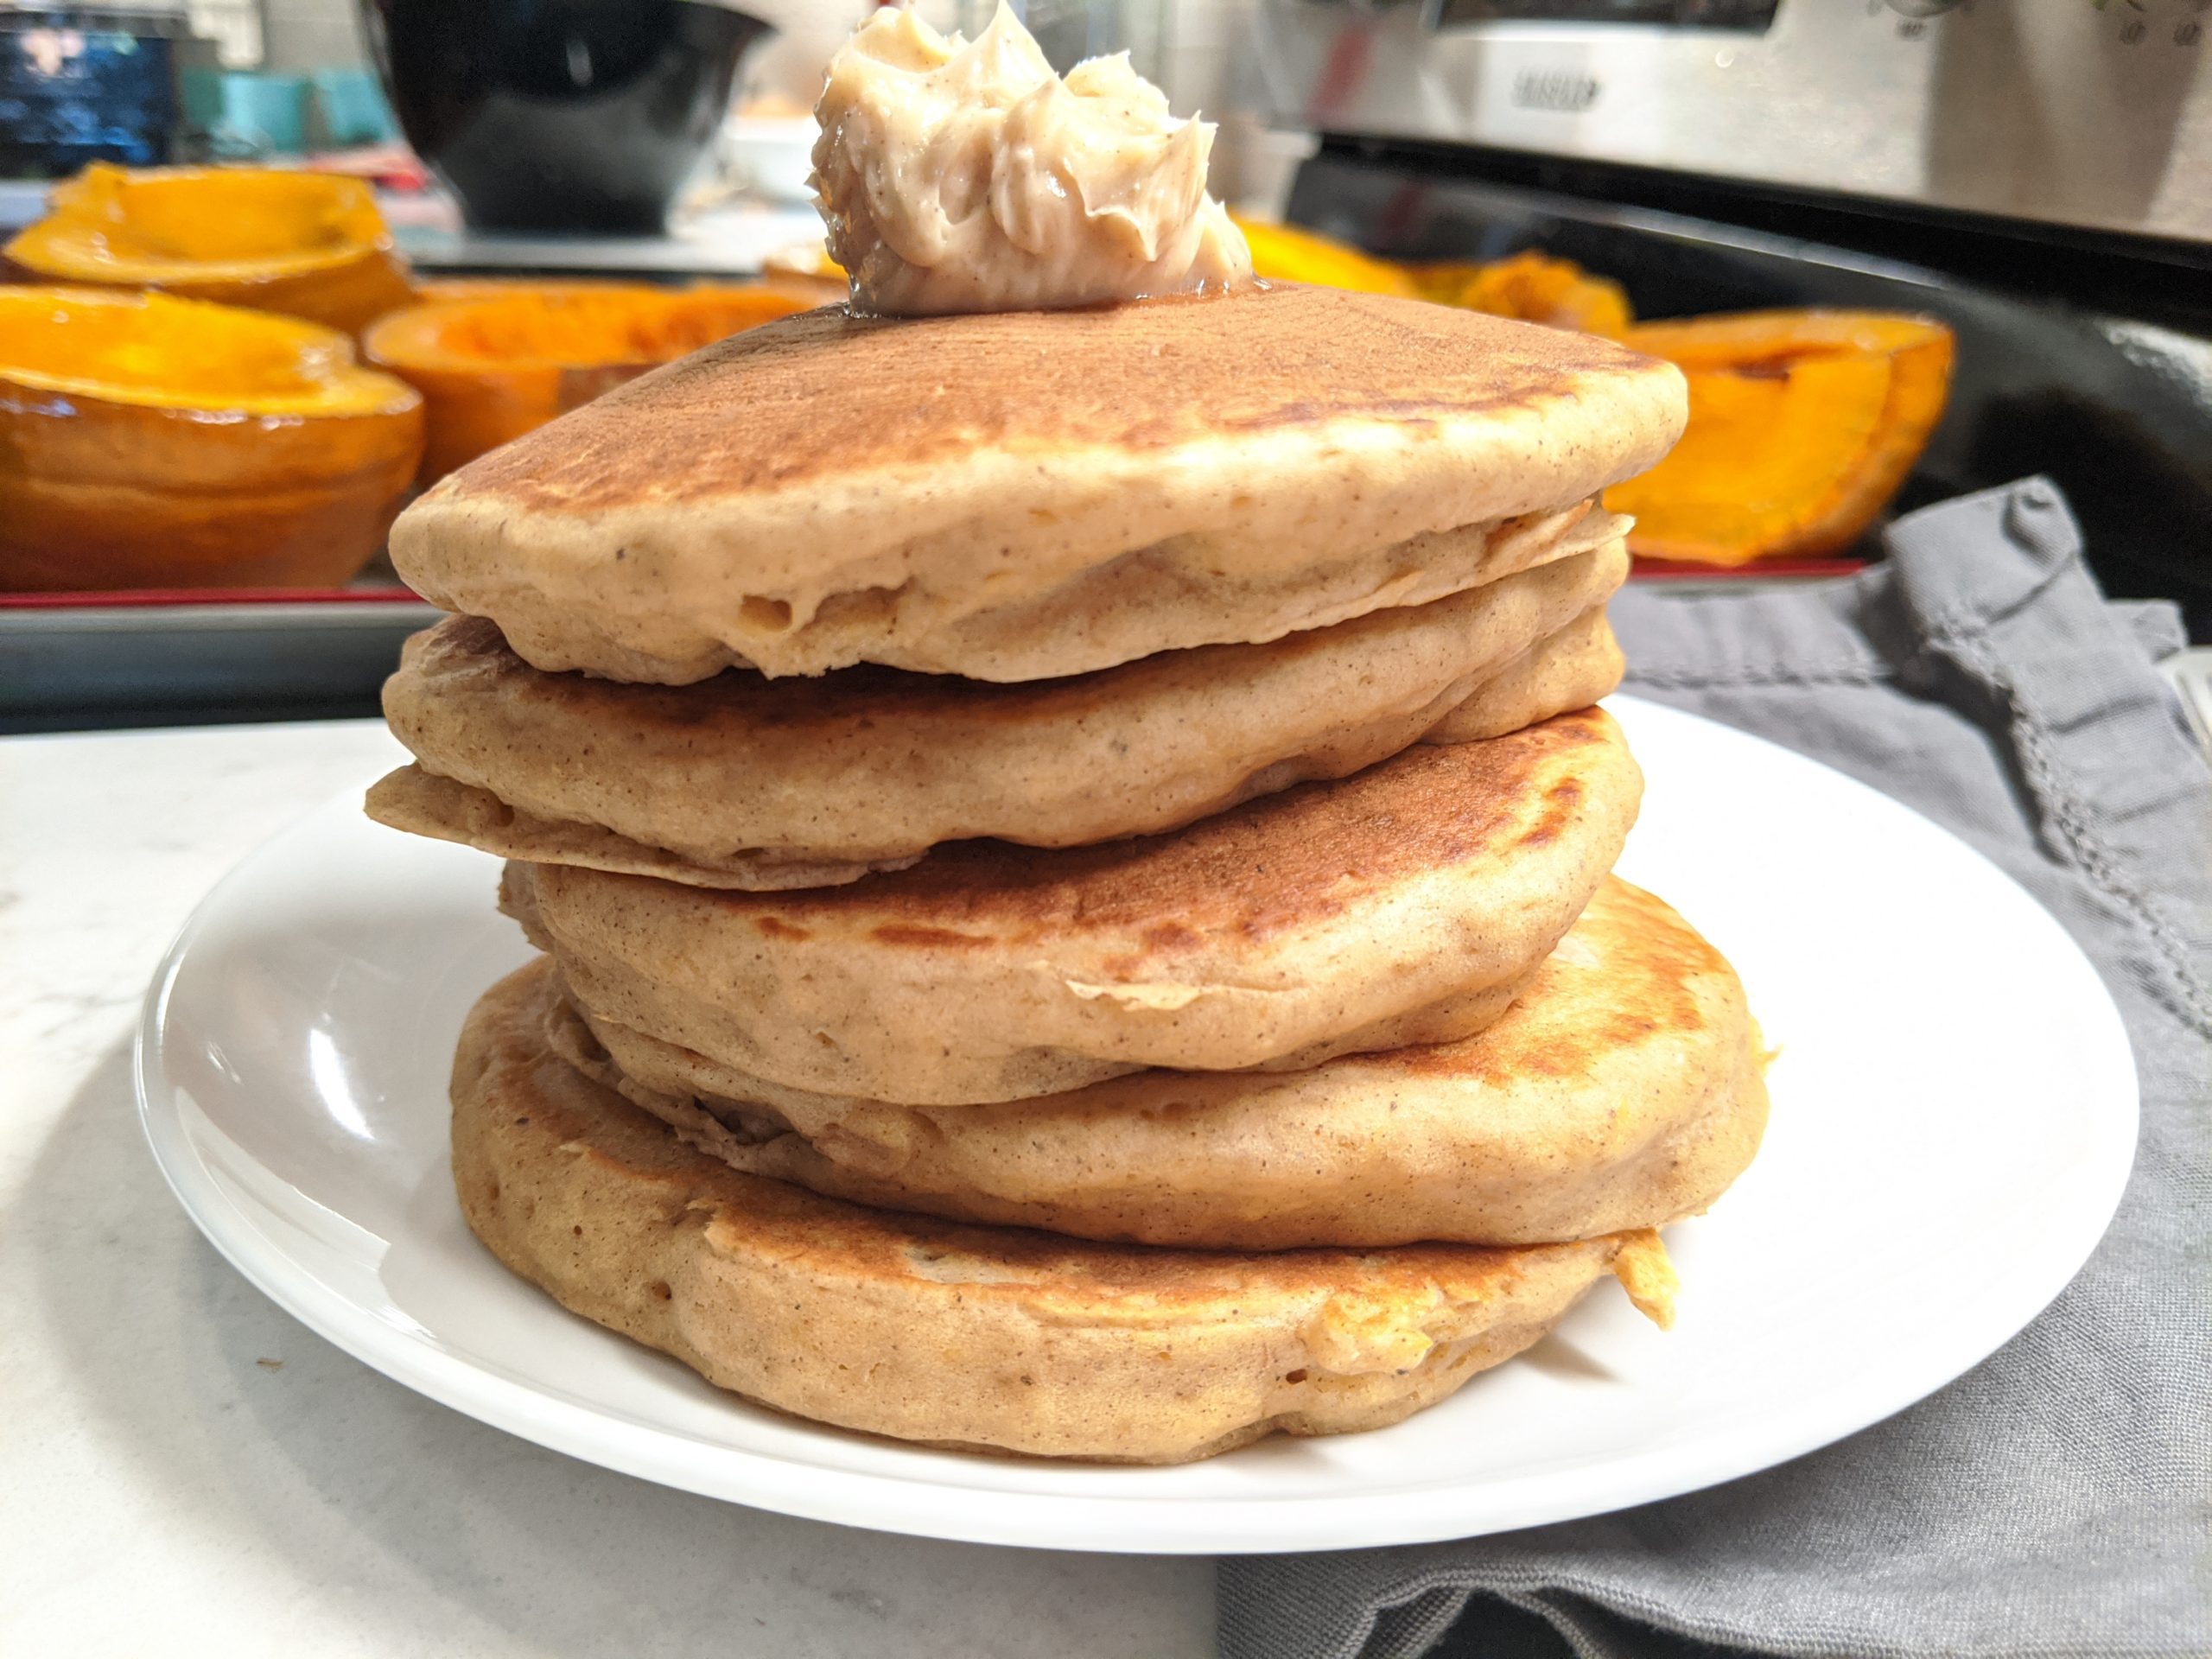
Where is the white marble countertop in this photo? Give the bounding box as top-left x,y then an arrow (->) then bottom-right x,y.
0,719 -> 1214,1658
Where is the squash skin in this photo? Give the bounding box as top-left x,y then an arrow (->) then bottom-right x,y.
3,164 -> 417,336
1605,310 -> 1955,568
364,284 -> 815,481
0,289 -> 424,592
162,248 -> 416,337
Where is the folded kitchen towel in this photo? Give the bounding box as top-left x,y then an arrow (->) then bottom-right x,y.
1217,478 -> 2212,1659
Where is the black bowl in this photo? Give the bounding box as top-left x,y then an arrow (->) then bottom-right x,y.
360,0 -> 772,235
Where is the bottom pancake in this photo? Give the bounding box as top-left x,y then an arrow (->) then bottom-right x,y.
454,960 -> 1677,1464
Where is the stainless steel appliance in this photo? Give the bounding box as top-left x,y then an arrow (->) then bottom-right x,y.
1249,0 -> 2212,249
1240,0 -> 2212,633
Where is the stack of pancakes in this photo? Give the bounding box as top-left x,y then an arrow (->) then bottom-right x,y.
372,283 -> 1769,1464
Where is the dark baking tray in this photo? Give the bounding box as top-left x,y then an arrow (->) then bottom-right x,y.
0,588 -> 439,734
1287,146 -> 2212,638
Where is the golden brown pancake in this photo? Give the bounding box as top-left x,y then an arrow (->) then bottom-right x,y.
454,957 -> 1678,1463
545,877 -> 1769,1249
391,284 -> 1685,683
366,543 -> 1625,889
499,708 -> 1643,1105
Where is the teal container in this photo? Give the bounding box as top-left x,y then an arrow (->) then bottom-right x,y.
312,68 -> 398,147
179,69 -> 308,158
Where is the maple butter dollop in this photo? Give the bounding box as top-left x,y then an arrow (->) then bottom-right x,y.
810,4 -> 1252,315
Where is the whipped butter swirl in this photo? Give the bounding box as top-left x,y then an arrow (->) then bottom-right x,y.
810,4 -> 1252,315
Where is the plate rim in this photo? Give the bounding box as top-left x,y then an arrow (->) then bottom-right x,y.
131,696 -> 2142,1554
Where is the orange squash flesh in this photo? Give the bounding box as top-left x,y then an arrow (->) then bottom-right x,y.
409,276 -> 621,307
0,288 -> 424,591
1408,251 -> 1633,338
3,163 -> 416,336
365,283 -> 816,481
1233,215 -> 1421,298
1605,311 -> 1955,567
1233,219 -> 1632,338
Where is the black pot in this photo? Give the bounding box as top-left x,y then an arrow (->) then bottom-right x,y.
360,0 -> 771,235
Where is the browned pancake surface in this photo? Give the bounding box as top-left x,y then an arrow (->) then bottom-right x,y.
448,285 -> 1669,512
501,706 -> 1641,1103
705,706 -> 1618,945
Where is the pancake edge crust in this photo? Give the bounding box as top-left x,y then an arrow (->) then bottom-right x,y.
454,959 -> 1675,1464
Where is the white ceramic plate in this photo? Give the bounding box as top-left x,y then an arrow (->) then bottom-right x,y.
136,698 -> 2139,1554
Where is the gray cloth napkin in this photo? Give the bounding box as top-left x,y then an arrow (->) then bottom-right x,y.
1218,478 -> 2212,1659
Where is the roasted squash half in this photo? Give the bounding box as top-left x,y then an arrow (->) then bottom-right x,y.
364,283 -> 816,481
1605,310 -> 1955,566
1408,251 -> 1632,339
1233,217 -> 1633,337
3,163 -> 416,335
0,288 -> 424,591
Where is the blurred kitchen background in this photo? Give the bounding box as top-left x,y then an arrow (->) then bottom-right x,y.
0,2 -> 1288,277
3,0 -> 2209,736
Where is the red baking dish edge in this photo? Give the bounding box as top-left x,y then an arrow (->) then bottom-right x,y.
1630,556 -> 1867,581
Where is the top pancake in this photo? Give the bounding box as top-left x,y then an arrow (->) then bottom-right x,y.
391,283 -> 1686,683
